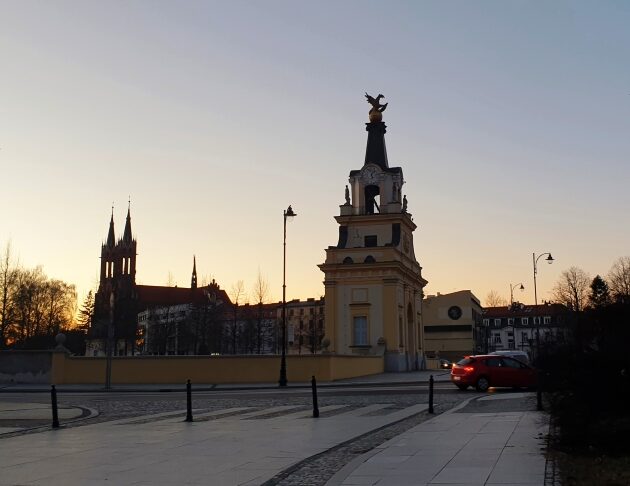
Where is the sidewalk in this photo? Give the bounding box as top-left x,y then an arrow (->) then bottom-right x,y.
0,370 -> 453,393
327,393 -> 549,486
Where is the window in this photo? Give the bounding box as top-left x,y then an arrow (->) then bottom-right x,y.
521,317 -> 529,326
364,255 -> 376,263
521,332 -> 528,343
533,316 -> 541,325
486,357 -> 501,366
353,316 -> 368,345
501,357 -> 523,369
493,333 -> 502,344
483,318 -> 489,326
494,318 -> 501,327
507,318 -> 514,326
543,316 -> 551,325
364,235 -> 377,247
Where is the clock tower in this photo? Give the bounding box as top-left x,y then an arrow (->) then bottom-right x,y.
319,94 -> 428,371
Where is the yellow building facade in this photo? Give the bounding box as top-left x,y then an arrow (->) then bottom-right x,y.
319,95 -> 428,372
422,290 -> 482,362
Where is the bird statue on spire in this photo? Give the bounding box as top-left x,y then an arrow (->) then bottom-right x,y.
365,92 -> 388,122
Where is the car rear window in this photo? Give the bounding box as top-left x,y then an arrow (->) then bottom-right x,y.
485,357 -> 501,367
457,358 -> 474,366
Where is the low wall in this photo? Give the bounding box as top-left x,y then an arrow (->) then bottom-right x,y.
0,351 -> 52,384
51,353 -> 384,385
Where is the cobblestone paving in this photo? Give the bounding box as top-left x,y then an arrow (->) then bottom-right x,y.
263,396 -> 467,486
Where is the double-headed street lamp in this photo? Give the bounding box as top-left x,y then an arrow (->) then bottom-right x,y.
279,205 -> 297,387
510,283 -> 525,306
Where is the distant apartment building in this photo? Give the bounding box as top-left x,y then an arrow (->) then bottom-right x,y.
281,297 -> 325,354
478,303 -> 571,358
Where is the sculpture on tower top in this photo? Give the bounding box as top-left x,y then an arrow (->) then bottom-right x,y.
365,92 -> 388,122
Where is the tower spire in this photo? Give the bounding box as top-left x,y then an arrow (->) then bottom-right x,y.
123,200 -> 133,244
106,205 -> 115,247
191,255 -> 198,289
364,92 -> 389,169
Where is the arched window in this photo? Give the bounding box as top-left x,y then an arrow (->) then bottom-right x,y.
364,255 -> 376,263
343,257 -> 354,264
365,185 -> 380,214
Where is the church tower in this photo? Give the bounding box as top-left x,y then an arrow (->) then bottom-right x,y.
319,94 -> 428,371
91,203 -> 139,355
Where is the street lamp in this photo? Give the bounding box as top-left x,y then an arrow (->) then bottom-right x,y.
279,205 -> 296,387
532,252 -> 554,360
532,253 -> 554,308
509,283 -> 525,306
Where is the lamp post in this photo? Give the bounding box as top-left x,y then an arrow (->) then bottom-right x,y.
532,252 -> 554,360
279,205 -> 296,387
532,253 -> 554,309
509,283 -> 525,306
105,290 -> 115,390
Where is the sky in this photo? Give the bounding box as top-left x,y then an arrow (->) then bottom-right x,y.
2,1 -> 629,310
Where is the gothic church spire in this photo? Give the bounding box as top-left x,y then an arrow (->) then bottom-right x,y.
123,201 -> 133,244
191,256 -> 198,289
106,207 -> 115,248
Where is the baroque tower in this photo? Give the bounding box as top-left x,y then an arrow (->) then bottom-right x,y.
319,94 -> 428,371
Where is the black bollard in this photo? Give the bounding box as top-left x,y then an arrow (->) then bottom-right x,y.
51,384 -> 60,429
311,375 -> 319,418
185,379 -> 193,422
428,375 -> 434,414
536,371 -> 543,411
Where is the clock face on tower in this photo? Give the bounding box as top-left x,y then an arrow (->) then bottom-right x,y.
362,166 -> 379,184
448,306 -> 462,320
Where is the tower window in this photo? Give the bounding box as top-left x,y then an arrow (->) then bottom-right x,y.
364,185 -> 380,214
353,316 -> 368,345
364,235 -> 377,247
364,255 -> 376,263
343,257 -> 354,264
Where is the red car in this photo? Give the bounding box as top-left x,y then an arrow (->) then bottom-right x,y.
450,355 -> 538,392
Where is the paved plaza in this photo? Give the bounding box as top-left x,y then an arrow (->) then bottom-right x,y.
0,374 -> 550,485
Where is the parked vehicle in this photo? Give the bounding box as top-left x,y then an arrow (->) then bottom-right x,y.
489,350 -> 530,364
439,359 -> 453,369
450,355 -> 538,392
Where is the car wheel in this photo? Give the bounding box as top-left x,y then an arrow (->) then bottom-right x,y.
476,376 -> 490,392
456,384 -> 468,391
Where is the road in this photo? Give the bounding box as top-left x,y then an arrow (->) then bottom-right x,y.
0,381 -> 483,432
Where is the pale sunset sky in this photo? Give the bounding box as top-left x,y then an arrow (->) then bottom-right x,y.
1,1 -> 629,309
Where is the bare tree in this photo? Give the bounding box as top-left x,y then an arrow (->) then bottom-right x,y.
0,242 -> 18,348
252,270 -> 270,354
608,256 -> 630,303
485,290 -> 507,307
228,280 -> 246,353
553,267 -> 591,312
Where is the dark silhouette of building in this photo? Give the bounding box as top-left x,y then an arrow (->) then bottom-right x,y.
86,206 -> 231,356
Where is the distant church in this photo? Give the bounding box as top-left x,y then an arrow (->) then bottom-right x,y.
86,206 -> 230,356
